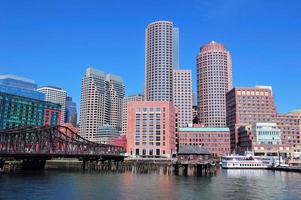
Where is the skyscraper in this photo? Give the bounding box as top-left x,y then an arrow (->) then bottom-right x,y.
144,21 -> 179,101
197,41 -> 233,128
172,69 -> 193,127
106,74 -> 124,130
37,86 -> 67,125
79,68 -> 124,141
65,96 -> 77,127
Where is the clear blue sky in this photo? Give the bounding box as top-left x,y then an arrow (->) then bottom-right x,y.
1,0 -> 300,113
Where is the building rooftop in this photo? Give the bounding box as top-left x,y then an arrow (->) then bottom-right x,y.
179,127 -> 230,132
39,85 -> 63,90
0,75 -> 35,84
178,145 -> 210,155
289,108 -> 301,114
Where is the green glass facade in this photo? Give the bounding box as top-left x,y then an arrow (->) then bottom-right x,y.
0,92 -> 61,130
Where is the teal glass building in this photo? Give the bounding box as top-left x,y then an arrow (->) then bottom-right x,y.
0,92 -> 61,130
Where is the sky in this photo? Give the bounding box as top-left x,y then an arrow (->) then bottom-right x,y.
0,0 -> 300,113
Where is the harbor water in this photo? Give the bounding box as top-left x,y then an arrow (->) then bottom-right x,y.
1,169 -> 301,200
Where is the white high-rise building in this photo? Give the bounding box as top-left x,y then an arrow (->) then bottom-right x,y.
173,69 -> 193,127
79,67 -> 124,141
144,21 -> 179,101
37,86 -> 67,125
122,94 -> 144,135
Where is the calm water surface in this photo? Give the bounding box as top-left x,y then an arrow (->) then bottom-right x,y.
1,169 -> 301,200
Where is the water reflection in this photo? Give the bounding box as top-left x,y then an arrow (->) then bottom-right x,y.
1,170 -> 301,200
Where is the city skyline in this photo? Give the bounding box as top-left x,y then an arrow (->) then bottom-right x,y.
1,0 -> 301,113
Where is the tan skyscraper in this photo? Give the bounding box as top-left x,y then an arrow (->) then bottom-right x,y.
144,21 -> 179,101
79,68 -> 124,141
197,41 -> 232,128
173,69 -> 193,127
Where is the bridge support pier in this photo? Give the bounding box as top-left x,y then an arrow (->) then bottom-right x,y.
22,159 -> 46,170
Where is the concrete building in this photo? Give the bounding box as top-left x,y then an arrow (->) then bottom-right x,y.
79,68 -> 124,141
126,101 -> 177,158
65,96 -> 77,127
144,21 -> 179,101
37,86 -> 67,125
197,41 -> 232,128
226,86 -> 277,150
172,69 -> 193,127
0,92 -> 61,129
122,94 -> 144,135
178,125 -> 231,156
0,75 -> 45,100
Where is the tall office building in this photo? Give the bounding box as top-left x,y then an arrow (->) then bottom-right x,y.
65,96 -> 77,127
144,21 -> 179,101
122,94 -> 144,135
38,86 -> 67,125
197,41 -> 232,128
172,69 -> 193,127
106,74 -> 125,130
79,68 -> 124,141
226,86 -> 277,150
0,75 -> 45,100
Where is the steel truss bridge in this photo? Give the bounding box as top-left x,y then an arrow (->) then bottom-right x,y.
0,126 -> 125,169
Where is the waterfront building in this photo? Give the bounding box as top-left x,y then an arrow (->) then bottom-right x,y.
172,69 -> 193,127
177,125 -> 231,156
94,124 -> 121,144
37,86 -> 67,125
197,41 -> 232,128
0,92 -> 61,129
127,101 -> 177,158
226,86 -> 277,150
272,113 -> 301,157
79,68 -> 124,141
237,125 -> 293,157
122,94 -> 144,135
144,21 -> 179,101
65,96 -> 77,127
0,75 -> 45,100
177,145 -> 210,163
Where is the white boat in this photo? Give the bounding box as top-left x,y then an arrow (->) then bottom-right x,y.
222,152 -> 267,169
